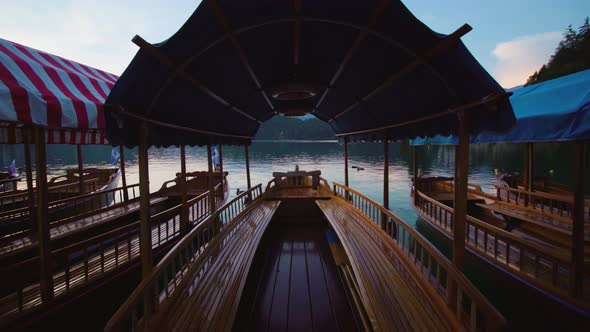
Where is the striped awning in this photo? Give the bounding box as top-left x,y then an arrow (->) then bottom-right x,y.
0,38 -> 117,144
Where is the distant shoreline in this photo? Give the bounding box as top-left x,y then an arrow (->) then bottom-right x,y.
253,139 -> 339,143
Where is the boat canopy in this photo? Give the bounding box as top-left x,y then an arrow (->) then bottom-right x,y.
411,69 -> 590,145
0,38 -> 117,144
105,0 -> 514,147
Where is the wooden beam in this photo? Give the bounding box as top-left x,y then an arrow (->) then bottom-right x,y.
292,0 -> 302,66
525,142 -> 534,191
331,24 -> 472,121
571,140 -> 585,298
245,144 -> 251,189
207,143 -> 216,215
334,92 -> 511,138
344,136 -> 349,188
138,124 -> 153,278
108,105 -> 254,140
33,126 -> 54,303
77,144 -> 84,194
131,35 -> 260,123
382,140 -> 389,230
24,127 -> 36,233
313,0 -> 389,112
412,145 -> 417,201
208,0 -> 276,113
119,145 -> 129,202
180,145 -> 189,234
453,111 -> 469,270
218,144 -> 224,175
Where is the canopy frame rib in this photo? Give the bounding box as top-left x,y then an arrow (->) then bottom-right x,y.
330,24 -> 472,122
334,92 -> 511,137
313,0 -> 390,113
131,35 -> 261,124
208,0 -> 276,114
108,105 -> 253,140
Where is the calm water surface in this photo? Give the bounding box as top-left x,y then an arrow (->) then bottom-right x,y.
2,141 -> 586,229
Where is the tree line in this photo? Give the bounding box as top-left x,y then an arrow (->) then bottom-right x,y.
526,17 -> 590,85
254,115 -> 335,140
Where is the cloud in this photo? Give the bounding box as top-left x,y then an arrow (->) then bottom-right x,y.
491,32 -> 562,88
0,0 -> 200,75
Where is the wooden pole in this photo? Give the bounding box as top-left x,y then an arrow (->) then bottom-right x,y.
180,145 -> 189,234
34,127 -> 54,303
77,144 -> 84,194
453,111 -> 469,270
219,144 -> 225,192
207,143 -> 216,214
138,124 -> 153,278
344,136 -> 349,187
24,128 -> 36,232
119,145 -> 129,202
245,144 -> 251,189
381,140 -> 389,230
571,140 -> 585,297
525,142 -> 533,191
412,145 -> 418,201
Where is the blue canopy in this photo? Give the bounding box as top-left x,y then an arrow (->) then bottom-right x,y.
411,69 -> 590,145
105,0 -> 514,147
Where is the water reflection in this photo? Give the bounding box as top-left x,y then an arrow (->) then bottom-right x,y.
1,141 -> 587,228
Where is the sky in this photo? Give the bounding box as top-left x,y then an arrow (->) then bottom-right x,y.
0,0 -> 589,88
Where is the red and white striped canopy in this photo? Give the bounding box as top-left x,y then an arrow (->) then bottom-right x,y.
0,38 -> 117,144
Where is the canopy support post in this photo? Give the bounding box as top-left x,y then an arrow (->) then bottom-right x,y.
245,144 -> 251,189
412,145 -> 417,201
138,123 -> 154,319
219,144 -> 225,191
24,128 -> 36,233
34,127 -> 54,304
119,145 -> 129,202
525,142 -> 534,191
207,143 -> 216,212
571,140 -> 585,298
453,111 -> 469,270
381,140 -> 389,231
77,144 -> 84,194
180,145 -> 189,234
344,136 -> 350,200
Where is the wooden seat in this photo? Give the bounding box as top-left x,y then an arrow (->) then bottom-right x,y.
317,198 -> 459,332
160,200 -> 280,331
0,197 -> 167,258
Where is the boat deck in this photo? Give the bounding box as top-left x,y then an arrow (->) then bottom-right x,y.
234,222 -> 359,332
0,197 -> 168,256
265,186 -> 332,200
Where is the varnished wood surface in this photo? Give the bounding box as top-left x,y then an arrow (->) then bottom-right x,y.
162,200 -> 280,331
0,197 -> 167,256
265,187 -> 332,200
234,223 -> 359,332
317,198 -> 459,332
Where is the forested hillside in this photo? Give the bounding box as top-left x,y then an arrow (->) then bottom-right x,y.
526,17 -> 590,85
254,116 -> 335,140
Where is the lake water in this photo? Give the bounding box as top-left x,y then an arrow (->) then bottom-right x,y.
1,140 -> 587,229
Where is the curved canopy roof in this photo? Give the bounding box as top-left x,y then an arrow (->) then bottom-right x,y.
0,38 -> 117,144
105,0 -> 514,147
411,69 -> 590,145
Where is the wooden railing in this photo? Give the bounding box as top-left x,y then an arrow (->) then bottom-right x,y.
0,184 -> 140,239
414,190 -> 590,305
0,187 -> 217,322
104,184 -> 263,331
333,183 -> 506,331
0,178 -> 19,195
495,185 -> 588,224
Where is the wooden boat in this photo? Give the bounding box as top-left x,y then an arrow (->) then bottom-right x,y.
106,171 -> 505,332
411,175 -> 590,324
0,172 -> 20,195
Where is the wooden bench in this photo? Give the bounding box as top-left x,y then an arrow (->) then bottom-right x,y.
0,197 -> 168,258
158,200 -> 280,331
316,198 -> 459,332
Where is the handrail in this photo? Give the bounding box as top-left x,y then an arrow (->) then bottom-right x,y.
0,184 -> 218,321
105,184 -> 264,331
495,185 -> 574,203
333,182 -> 506,331
414,189 -> 590,306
